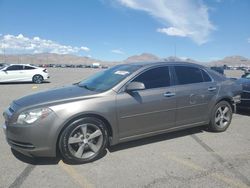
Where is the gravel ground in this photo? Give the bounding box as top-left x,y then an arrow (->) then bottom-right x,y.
0,68 -> 249,188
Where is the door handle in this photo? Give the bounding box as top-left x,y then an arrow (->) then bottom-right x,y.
164,92 -> 176,97
208,87 -> 216,91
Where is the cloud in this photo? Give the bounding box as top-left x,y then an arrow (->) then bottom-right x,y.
118,0 -> 215,44
0,34 -> 90,54
157,27 -> 188,37
111,49 -> 125,54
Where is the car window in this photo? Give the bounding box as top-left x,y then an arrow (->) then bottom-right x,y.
6,65 -> 24,71
174,66 -> 203,85
24,66 -> 35,70
132,66 -> 170,89
78,64 -> 141,92
201,69 -> 212,82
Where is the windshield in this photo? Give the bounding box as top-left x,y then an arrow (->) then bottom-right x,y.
0,64 -> 7,70
78,64 -> 141,92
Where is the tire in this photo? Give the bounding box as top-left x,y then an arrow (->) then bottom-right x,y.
32,74 -> 43,84
59,117 -> 108,164
208,101 -> 233,132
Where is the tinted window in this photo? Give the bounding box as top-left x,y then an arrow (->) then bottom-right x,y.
24,66 -> 35,70
175,66 -> 203,85
133,66 -> 170,89
201,69 -> 212,82
6,65 -> 23,71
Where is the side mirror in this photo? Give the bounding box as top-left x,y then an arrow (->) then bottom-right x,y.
126,82 -> 145,92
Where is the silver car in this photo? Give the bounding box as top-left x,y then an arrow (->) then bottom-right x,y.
3,62 -> 242,163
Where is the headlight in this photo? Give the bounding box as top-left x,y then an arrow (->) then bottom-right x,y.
17,108 -> 52,124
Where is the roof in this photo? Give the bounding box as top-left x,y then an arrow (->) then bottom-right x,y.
127,61 -> 205,68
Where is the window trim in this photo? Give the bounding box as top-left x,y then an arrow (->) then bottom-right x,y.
24,66 -> 36,70
201,68 -> 214,83
172,65 -> 214,86
118,65 -> 173,93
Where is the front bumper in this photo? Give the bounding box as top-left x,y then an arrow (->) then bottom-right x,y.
237,91 -> 250,109
232,95 -> 241,113
2,111 -> 59,157
237,99 -> 250,109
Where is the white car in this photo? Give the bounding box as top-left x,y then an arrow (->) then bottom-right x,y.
0,64 -> 49,84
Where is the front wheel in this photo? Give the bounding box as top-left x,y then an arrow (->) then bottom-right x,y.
59,117 -> 108,164
208,101 -> 233,132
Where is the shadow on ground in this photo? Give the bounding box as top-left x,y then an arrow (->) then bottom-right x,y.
11,149 -> 60,165
11,126 -> 206,165
0,81 -> 50,85
109,126 -> 205,152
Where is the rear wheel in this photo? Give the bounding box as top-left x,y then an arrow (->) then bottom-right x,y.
32,74 -> 43,84
208,101 -> 232,132
59,117 -> 108,163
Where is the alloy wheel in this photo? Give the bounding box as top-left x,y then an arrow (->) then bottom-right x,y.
67,123 -> 103,159
33,75 -> 43,84
215,105 -> 231,128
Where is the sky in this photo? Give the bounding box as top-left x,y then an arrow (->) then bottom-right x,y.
0,0 -> 250,62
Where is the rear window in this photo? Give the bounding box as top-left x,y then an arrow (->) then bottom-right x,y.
174,66 -> 203,85
24,66 -> 36,70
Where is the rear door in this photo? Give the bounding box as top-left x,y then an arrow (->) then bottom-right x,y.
23,65 -> 36,81
116,66 -> 176,139
173,65 -> 217,126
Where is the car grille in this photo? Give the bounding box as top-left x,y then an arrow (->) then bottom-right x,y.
3,103 -> 18,125
9,106 -> 15,113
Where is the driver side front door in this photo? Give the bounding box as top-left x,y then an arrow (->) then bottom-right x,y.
116,66 -> 176,140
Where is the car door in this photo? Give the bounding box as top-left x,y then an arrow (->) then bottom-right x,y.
173,65 -> 218,127
1,65 -> 24,82
23,65 -> 36,81
116,66 -> 176,139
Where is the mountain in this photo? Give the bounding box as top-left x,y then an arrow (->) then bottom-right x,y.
0,53 -> 249,67
124,53 -> 160,63
0,53 -> 109,65
209,56 -> 250,67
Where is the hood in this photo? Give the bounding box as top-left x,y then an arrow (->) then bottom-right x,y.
14,84 -> 98,108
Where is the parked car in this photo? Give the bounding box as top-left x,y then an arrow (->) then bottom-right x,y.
0,64 -> 49,84
210,66 -> 224,75
241,72 -> 250,79
237,78 -> 250,109
3,62 -> 241,163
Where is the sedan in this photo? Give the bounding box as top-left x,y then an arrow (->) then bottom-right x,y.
0,64 -> 49,84
237,78 -> 250,109
3,61 -> 242,163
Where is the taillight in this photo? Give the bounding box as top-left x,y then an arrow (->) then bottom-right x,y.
43,69 -> 48,73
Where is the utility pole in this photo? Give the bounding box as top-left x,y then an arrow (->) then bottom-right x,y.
174,43 -> 176,61
3,47 -> 6,64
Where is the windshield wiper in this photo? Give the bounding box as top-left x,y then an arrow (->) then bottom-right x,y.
77,84 -> 95,91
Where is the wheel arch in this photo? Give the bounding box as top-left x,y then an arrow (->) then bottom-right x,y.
56,113 -> 113,156
215,97 -> 235,112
